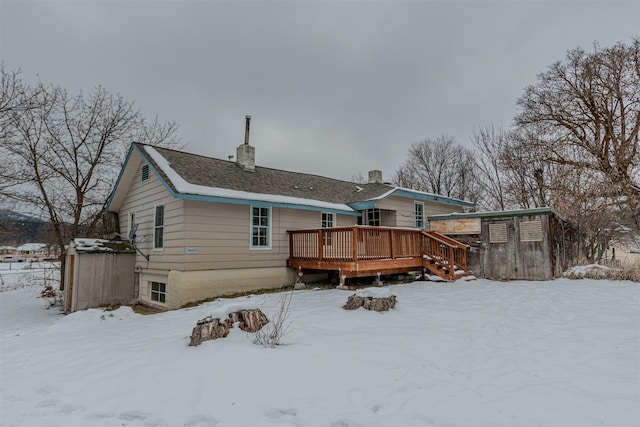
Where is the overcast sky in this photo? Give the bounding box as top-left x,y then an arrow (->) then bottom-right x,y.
1,1 -> 638,181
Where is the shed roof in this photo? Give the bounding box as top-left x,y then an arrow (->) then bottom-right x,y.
428,207 -> 569,222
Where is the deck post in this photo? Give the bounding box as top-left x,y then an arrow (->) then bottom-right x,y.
448,250 -> 455,280
289,232 -> 294,260
318,229 -> 324,261
389,229 -> 395,260
352,226 -> 358,262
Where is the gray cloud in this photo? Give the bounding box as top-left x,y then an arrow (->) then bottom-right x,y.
2,0 -> 638,181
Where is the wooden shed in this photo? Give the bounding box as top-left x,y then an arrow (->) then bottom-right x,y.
63,239 -> 137,313
428,208 -> 577,281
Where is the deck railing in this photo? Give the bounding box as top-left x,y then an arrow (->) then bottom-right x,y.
288,226 -> 467,278
289,226 -> 423,262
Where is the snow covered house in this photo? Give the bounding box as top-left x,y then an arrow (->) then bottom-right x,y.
106,136 -> 474,310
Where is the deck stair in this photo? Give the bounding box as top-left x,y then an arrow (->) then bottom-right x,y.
421,231 -> 469,280
287,226 -> 468,284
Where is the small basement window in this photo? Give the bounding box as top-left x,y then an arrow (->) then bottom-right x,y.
141,164 -> 149,181
489,222 -> 508,244
150,281 -> 166,303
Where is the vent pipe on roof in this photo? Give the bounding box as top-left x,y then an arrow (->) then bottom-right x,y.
237,115 -> 255,172
244,115 -> 251,145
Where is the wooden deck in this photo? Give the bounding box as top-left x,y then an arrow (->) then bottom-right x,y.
287,226 -> 468,284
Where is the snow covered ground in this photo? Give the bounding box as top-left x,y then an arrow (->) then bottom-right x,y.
1,267 -> 638,427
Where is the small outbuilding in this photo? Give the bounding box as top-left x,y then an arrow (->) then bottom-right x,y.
63,239 -> 137,313
428,207 -> 577,281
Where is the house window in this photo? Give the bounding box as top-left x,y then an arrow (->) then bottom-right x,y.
150,281 -> 166,303
414,202 -> 425,229
489,222 -> 508,244
321,212 -> 334,245
519,220 -> 544,242
321,212 -> 334,228
154,205 -> 164,249
141,164 -> 149,182
361,209 -> 380,226
251,206 -> 270,248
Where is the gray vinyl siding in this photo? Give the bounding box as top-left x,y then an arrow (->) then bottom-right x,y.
118,159 -> 185,271
376,195 -> 465,228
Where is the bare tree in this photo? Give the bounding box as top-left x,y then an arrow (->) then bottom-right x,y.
515,38 -> 640,227
350,171 -> 367,184
470,125 -> 509,210
0,68 -> 181,288
392,135 -> 479,203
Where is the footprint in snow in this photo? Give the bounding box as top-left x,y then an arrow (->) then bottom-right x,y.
265,408 -> 301,425
36,385 -> 61,395
330,419 -> 361,427
34,398 -> 59,409
119,410 -> 150,421
184,414 -> 219,426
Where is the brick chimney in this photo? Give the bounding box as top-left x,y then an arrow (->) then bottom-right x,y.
236,115 -> 255,172
368,170 -> 383,184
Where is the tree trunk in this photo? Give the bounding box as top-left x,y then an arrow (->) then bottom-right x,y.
343,294 -> 397,312
189,309 -> 269,347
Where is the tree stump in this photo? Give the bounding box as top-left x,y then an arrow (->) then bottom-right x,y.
189,317 -> 231,346
189,309 -> 269,346
227,309 -> 269,332
343,294 -> 396,312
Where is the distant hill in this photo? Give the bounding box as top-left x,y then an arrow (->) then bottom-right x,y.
0,210 -> 50,245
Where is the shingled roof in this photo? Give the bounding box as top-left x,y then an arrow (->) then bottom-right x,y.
107,143 -> 475,214
138,143 -> 394,206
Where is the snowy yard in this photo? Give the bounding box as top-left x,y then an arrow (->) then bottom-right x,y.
0,267 -> 638,427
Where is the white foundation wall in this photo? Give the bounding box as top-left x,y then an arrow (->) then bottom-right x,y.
139,267 -> 299,310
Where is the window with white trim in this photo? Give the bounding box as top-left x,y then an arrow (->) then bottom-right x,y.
414,202 -> 424,229
251,206 -> 270,248
321,212 -> 334,228
321,212 -> 334,245
154,205 -> 164,249
150,281 -> 166,303
361,209 -> 380,226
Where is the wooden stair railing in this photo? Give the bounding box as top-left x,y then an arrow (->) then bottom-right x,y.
288,226 -> 469,282
421,231 -> 469,280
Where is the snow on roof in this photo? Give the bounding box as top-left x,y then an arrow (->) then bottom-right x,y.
366,186 -> 474,206
73,238 -> 134,253
144,146 -> 355,212
16,243 -> 47,252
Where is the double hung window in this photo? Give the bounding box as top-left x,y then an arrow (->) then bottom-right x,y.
154,205 -> 164,249
252,207 -> 270,248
